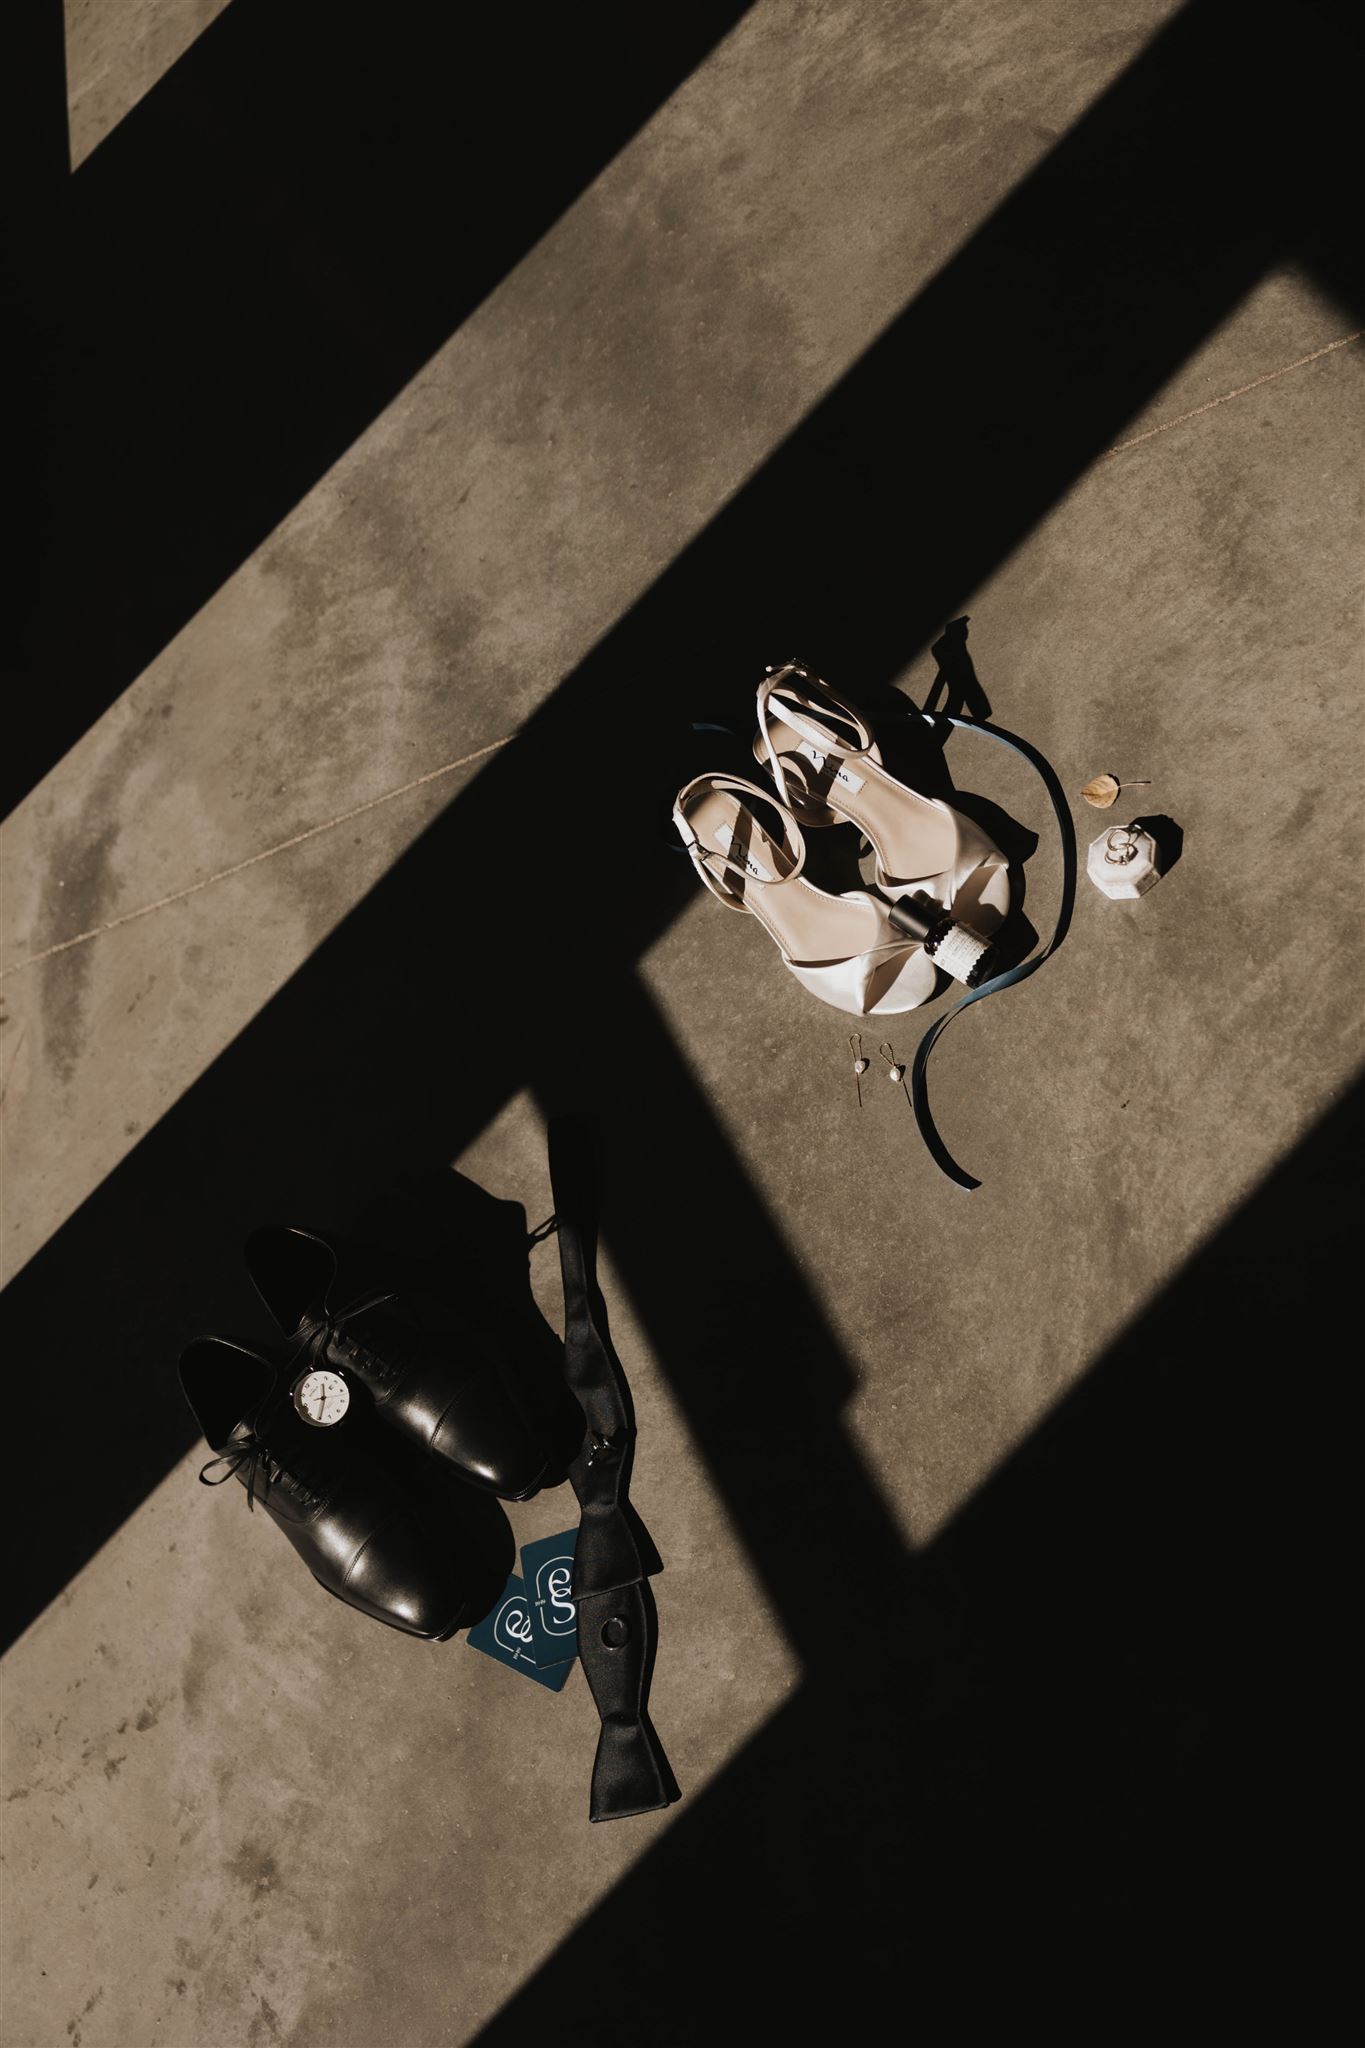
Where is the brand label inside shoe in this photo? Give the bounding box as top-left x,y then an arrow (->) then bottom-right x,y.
713,821 -> 773,882
796,739 -> 866,795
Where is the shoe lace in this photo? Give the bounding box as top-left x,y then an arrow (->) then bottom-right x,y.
289,1288 -> 407,1382
198,1429 -> 326,1515
196,1288 -> 405,1512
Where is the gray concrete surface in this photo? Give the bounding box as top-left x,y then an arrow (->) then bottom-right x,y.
64,0 -> 232,165
3,0 -> 1362,2043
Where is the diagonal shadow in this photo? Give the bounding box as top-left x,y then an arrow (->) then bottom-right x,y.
476,1077 -> 1364,2041
2,0 -> 1360,1667
12,0 -> 70,710
7,0 -> 754,818
14,0 -> 68,187
11,0 -> 1362,821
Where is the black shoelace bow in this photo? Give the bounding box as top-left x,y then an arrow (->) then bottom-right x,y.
198,1427 -> 324,1515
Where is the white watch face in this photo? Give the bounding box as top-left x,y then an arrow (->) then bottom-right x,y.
293,1368 -> 349,1428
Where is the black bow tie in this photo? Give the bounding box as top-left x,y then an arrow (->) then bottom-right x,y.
549,1117 -> 679,1823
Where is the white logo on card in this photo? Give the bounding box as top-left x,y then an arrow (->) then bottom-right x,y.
534,1556 -> 577,1637
492,1595 -> 537,1663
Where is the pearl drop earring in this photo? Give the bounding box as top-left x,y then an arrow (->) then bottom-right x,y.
878,1041 -> 909,1100
849,1032 -> 869,1108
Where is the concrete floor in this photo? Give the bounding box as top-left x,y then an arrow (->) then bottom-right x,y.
3,1 -> 1362,2043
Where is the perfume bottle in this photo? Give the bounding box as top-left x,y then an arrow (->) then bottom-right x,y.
888,889 -> 997,987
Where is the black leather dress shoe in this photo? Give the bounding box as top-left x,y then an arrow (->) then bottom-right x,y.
179,1337 -> 494,1640
244,1226 -> 581,1500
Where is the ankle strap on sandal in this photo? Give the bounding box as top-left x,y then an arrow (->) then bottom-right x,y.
672,772 -> 807,909
756,663 -> 876,809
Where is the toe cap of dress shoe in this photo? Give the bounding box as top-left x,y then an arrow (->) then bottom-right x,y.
340,1511 -> 480,1639
429,1392 -> 550,1500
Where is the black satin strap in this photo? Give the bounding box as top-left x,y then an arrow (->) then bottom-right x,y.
908,711 -> 1078,1191
548,1117 -> 680,1822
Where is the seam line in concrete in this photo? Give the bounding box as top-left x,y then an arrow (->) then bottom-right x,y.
0,735 -> 515,979
1103,330 -> 1362,457
6,331 -> 1359,982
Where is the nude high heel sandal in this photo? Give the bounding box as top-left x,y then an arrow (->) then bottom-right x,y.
671,771 -> 938,1016
749,662 -> 1079,1192
752,663 -> 1010,941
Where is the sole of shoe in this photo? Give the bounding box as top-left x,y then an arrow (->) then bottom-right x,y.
310,1575 -> 467,1643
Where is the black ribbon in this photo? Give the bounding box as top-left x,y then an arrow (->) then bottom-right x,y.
548,1117 -> 680,1823
905,710 -> 1078,1191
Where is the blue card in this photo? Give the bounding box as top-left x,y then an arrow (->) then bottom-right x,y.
520,1529 -> 579,1665
466,1573 -> 575,1691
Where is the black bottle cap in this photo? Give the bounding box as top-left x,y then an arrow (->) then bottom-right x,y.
887,889 -> 943,943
